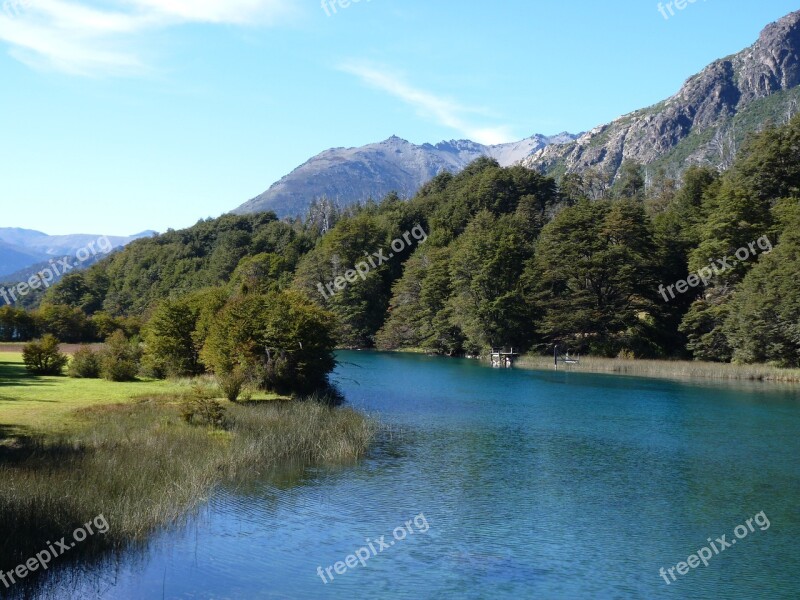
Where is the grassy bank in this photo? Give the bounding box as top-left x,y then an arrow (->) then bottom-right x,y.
514,354 -> 800,383
0,353 -> 376,592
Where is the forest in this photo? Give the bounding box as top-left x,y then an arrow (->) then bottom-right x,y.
3,114 -> 800,368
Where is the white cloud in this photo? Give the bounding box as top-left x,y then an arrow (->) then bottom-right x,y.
0,0 -> 295,75
128,0 -> 292,25
339,61 -> 516,145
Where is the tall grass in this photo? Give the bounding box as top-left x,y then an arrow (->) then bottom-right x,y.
0,394 -> 376,595
515,355 -> 800,383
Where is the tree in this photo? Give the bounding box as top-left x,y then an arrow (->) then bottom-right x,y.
446,211 -> 538,353
723,200 -> 800,366
614,161 -> 645,200
532,199 -> 659,356
0,306 -> 35,341
22,335 -> 68,375
68,346 -> 101,378
143,299 -> 203,377
201,291 -> 337,395
35,304 -> 93,343
99,330 -> 141,381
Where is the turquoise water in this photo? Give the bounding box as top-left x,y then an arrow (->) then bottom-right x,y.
52,352 -> 800,598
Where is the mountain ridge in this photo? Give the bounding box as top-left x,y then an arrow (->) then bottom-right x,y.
232,133 -> 577,218
521,10 -> 800,181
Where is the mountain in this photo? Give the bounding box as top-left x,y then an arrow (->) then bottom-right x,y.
233,133 -> 577,218
521,10 -> 800,181
0,229 -> 157,280
0,240 -> 45,279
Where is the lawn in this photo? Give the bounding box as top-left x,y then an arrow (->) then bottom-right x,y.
0,352 -> 185,434
0,352 -> 293,435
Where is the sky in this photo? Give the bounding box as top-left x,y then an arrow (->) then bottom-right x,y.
0,0 -> 798,235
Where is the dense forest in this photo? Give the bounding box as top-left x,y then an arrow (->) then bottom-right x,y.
3,115 -> 800,367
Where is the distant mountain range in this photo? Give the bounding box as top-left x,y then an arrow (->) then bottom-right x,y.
232,133 -> 577,218
0,228 -> 156,281
234,10 -> 800,218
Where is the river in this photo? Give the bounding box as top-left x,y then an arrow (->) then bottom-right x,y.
48,351 -> 800,598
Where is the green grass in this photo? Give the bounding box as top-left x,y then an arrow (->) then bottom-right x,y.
0,352 -> 376,593
0,352 -> 185,434
515,354 -> 800,383
0,352 -> 286,434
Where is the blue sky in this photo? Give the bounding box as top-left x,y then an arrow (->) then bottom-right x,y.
1,0 -> 798,235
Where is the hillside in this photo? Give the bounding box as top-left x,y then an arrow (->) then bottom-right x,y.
0,229 -> 156,279
22,110 -> 800,367
522,10 -> 800,182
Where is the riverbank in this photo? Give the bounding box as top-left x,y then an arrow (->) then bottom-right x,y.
0,352 -> 375,595
513,354 -> 800,384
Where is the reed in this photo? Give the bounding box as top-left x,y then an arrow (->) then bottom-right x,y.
0,393 -> 376,590
515,355 -> 800,383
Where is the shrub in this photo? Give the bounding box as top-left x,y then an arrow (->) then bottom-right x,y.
68,345 -> 101,378
216,367 -> 247,402
22,335 -> 68,375
201,291 -> 337,396
98,331 -> 142,382
180,385 -> 227,428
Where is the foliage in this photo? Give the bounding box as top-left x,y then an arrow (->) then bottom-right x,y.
723,200 -> 800,366
22,334 -> 68,376
216,367 -> 248,402
531,199 -> 660,356
68,345 -> 101,378
180,385 -> 227,428
9,115 -> 800,365
201,291 -> 337,395
143,298 -> 203,378
98,330 -> 142,382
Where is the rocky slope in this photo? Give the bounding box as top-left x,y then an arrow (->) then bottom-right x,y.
521,10 -> 800,181
233,133 -> 576,218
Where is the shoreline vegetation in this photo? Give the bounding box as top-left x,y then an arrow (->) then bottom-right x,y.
512,354 -> 800,384
349,347 -> 800,384
0,352 -> 375,596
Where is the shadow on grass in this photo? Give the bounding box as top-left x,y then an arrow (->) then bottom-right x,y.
0,359 -> 62,390
0,432 -> 88,469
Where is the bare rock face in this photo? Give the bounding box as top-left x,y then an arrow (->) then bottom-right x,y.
522,10 -> 800,181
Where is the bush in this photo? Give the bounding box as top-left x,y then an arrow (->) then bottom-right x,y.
98,331 -> 142,382
201,291 -> 337,396
68,345 -> 101,378
22,335 -> 68,375
180,385 -> 227,428
216,367 -> 247,402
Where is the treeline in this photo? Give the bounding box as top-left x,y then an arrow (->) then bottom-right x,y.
0,304 -> 138,343
21,114 -> 800,366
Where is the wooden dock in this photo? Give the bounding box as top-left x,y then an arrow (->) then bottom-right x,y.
554,346 -> 580,369
491,347 -> 519,368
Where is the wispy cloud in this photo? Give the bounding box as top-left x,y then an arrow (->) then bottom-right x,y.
0,0 -> 296,75
339,61 -> 516,145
